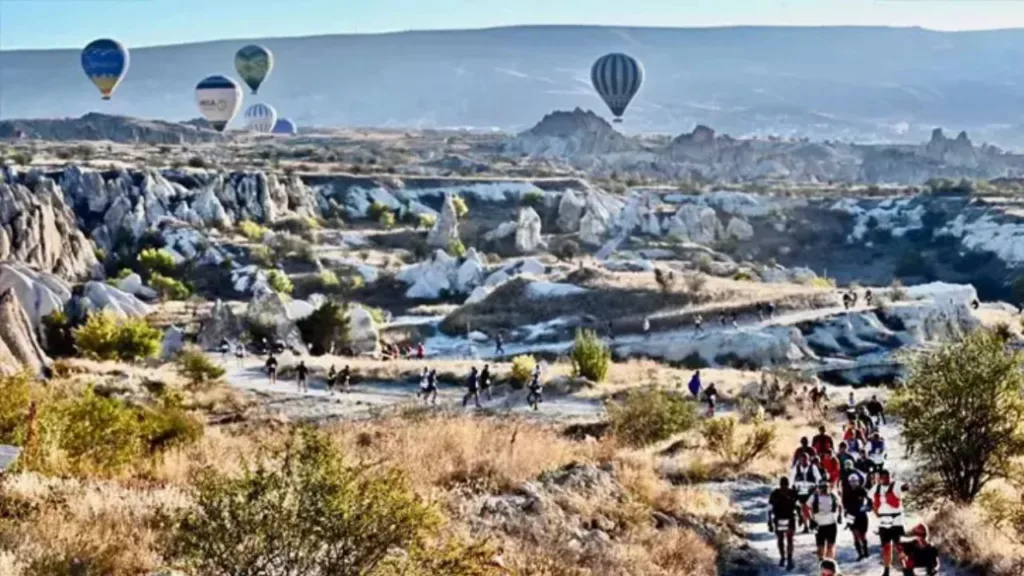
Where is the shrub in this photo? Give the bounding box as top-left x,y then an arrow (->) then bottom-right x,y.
732,270 -> 756,282
187,156 -> 207,168
446,237 -> 467,258
317,270 -> 340,289
150,273 -> 191,300
73,312 -> 162,362
238,220 -> 268,242
685,273 -> 708,294
557,239 -> 580,262
267,269 -> 293,295
889,278 -> 908,301
164,427 -> 480,576
56,386 -> 144,474
521,190 -> 545,208
41,310 -> 76,357
510,355 -> 536,387
137,248 -> 178,277
452,195 -> 469,218
655,268 -> 676,293
367,201 -> 392,221
378,210 -> 396,229
296,301 -> 350,356
702,416 -> 777,472
892,329 -> 1024,503
249,244 -> 275,267
115,268 -> 134,280
10,151 -> 33,165
270,233 -> 316,264
417,213 -> 437,229
365,306 -> 388,324
609,388 -> 699,448
0,372 -> 35,445
809,276 -> 837,289
570,329 -> 610,382
140,397 -> 204,456
176,346 -> 226,390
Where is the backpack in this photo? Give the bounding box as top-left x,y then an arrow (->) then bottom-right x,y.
812,493 -> 838,514
873,483 -> 901,510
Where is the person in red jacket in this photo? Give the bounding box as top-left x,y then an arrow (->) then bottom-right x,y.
820,448 -> 841,491
812,425 -> 835,456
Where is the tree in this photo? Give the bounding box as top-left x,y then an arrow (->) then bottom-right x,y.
73,312 -> 161,362
176,346 -> 226,390
164,427 -> 494,576
570,329 -> 610,382
137,248 -> 178,278
296,301 -> 350,355
267,269 -> 294,295
892,329 -> 1024,503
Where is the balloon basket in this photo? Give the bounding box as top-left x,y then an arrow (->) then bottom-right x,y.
101,96 -> 111,101
613,118 -> 623,124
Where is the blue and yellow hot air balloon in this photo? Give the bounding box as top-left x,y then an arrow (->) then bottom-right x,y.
81,39 -> 129,100
235,45 -> 274,94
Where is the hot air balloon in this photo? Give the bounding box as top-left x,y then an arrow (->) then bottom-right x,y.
81,39 -> 129,100
272,118 -> 297,135
235,45 -> 274,94
590,53 -> 644,123
244,103 -> 278,133
194,75 -> 243,132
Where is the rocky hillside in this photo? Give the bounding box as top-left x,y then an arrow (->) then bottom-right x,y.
0,113 -> 224,144
506,110 -> 1024,184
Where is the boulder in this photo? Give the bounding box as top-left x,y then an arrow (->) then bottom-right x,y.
400,250 -> 458,300
465,285 -> 492,304
198,300 -> 244,349
161,326 -> 186,360
579,209 -> 608,245
666,204 -> 721,244
81,282 -> 151,318
556,190 -> 587,232
482,221 -> 517,242
0,288 -> 49,377
348,306 -> 380,355
245,291 -> 305,351
454,248 -> 485,293
0,262 -> 71,326
117,273 -> 144,295
514,207 -> 545,253
426,193 -> 461,249
725,217 -> 755,241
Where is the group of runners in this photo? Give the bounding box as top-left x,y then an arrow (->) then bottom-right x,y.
768,400 -> 940,576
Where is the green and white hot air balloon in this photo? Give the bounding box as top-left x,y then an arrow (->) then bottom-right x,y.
234,44 -> 273,94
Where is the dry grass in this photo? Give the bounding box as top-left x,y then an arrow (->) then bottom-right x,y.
930,504 -> 1024,576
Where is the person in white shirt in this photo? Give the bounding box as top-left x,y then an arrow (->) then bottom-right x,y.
873,469 -> 907,576
791,452 -> 823,533
810,480 -> 843,561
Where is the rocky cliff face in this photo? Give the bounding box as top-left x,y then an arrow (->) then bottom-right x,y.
0,287 -> 50,377
0,113 -> 224,144
0,171 -> 98,280
504,110 -> 1024,185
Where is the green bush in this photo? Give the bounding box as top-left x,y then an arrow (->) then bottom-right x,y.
609,388 -> 699,448
702,416 -> 777,472
317,270 -> 341,289
140,397 -> 204,456
0,372 -> 36,445
520,190 -> 545,209
238,220 -> 269,242
115,268 -> 134,280
570,329 -> 610,382
56,386 -> 144,474
556,239 -> 580,262
417,213 -> 437,229
164,427 -> 488,576
271,233 -> 315,264
249,245 -> 276,267
368,201 -> 392,221
452,195 -> 469,218
365,306 -> 387,324
446,237 -> 467,258
378,211 -> 396,229
510,355 -> 536,387
73,312 -> 162,362
267,269 -> 294,295
138,248 -> 178,278
176,346 -> 226,390
296,301 -> 350,356
892,329 -> 1024,503
150,273 -> 192,300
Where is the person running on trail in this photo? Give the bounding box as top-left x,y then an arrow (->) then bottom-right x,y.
848,391 -> 857,410
265,354 -> 278,385
607,320 -> 615,341
812,425 -> 835,456
642,316 -> 651,338
867,395 -> 887,426
858,406 -> 876,435
416,342 -> 425,359
810,480 -> 843,561
873,469 -> 907,576
842,468 -> 872,561
419,368 -> 438,405
818,559 -> 841,576
527,365 -> 543,411
479,364 -> 493,401
462,366 -> 481,408
766,301 -> 776,319
868,431 -> 888,468
865,289 -> 873,307
327,365 -> 337,392
219,338 -> 231,357
234,342 -> 246,367
900,523 -> 939,576
792,452 -> 823,533
820,448 -> 841,491
688,370 -> 702,398
338,365 -> 351,393
731,312 -> 739,329
693,314 -> 704,335
494,333 -> 505,356
840,458 -> 866,494
836,442 -> 856,472
295,361 -> 309,393
767,476 -> 799,570
793,436 -> 816,466
855,450 -> 878,490
703,382 -> 718,417
756,302 -> 765,321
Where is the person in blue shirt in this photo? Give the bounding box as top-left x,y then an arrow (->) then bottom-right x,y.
688,370 -> 702,398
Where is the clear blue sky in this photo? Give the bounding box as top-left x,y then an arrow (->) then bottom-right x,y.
1,0 -> 1022,50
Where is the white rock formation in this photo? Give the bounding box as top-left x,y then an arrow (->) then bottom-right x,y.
557,190 -> 587,232
514,207 -> 545,253
0,263 -> 71,326
198,300 -> 243,349
348,306 -> 380,355
666,204 -> 722,244
245,291 -> 305,351
81,281 -> 151,318
426,193 -> 461,249
161,326 -> 185,360
454,248 -> 485,293
579,210 -> 608,245
525,282 -> 589,299
725,217 -> 755,241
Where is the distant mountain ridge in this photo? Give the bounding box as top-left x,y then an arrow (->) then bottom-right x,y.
2,25 -> 1024,146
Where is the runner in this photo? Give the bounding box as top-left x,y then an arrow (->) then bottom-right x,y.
793,437 -> 816,466
810,480 -> 842,561
792,452 -> 823,533
858,406 -> 877,435
219,337 -> 231,358
494,333 -> 505,356
703,382 -> 718,417
847,391 -> 857,411
693,314 -> 704,335
479,364 -> 493,401
327,365 -> 337,392
295,360 -> 309,393
767,476 -> 799,570
855,450 -> 878,490
420,368 -> 438,405
527,366 -> 543,411
865,289 -> 873,307
820,448 -> 841,491
899,523 -> 939,576
642,316 -> 651,338
812,425 -> 835,456
234,342 -> 245,368
416,342 -> 425,359
867,395 -> 887,427
873,469 -> 907,576
462,366 -> 481,408
868,431 -> 888,469
688,370 -> 702,399
339,365 -> 351,393
265,354 -> 278,386
841,469 -> 872,561
819,559 -> 841,576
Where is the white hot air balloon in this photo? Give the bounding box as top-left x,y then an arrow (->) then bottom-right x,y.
244,103 -> 278,133
194,75 -> 243,132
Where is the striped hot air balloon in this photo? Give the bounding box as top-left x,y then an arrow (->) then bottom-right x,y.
244,103 -> 278,133
194,75 -> 243,132
272,118 -> 297,135
81,39 -> 130,100
590,53 -> 644,123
